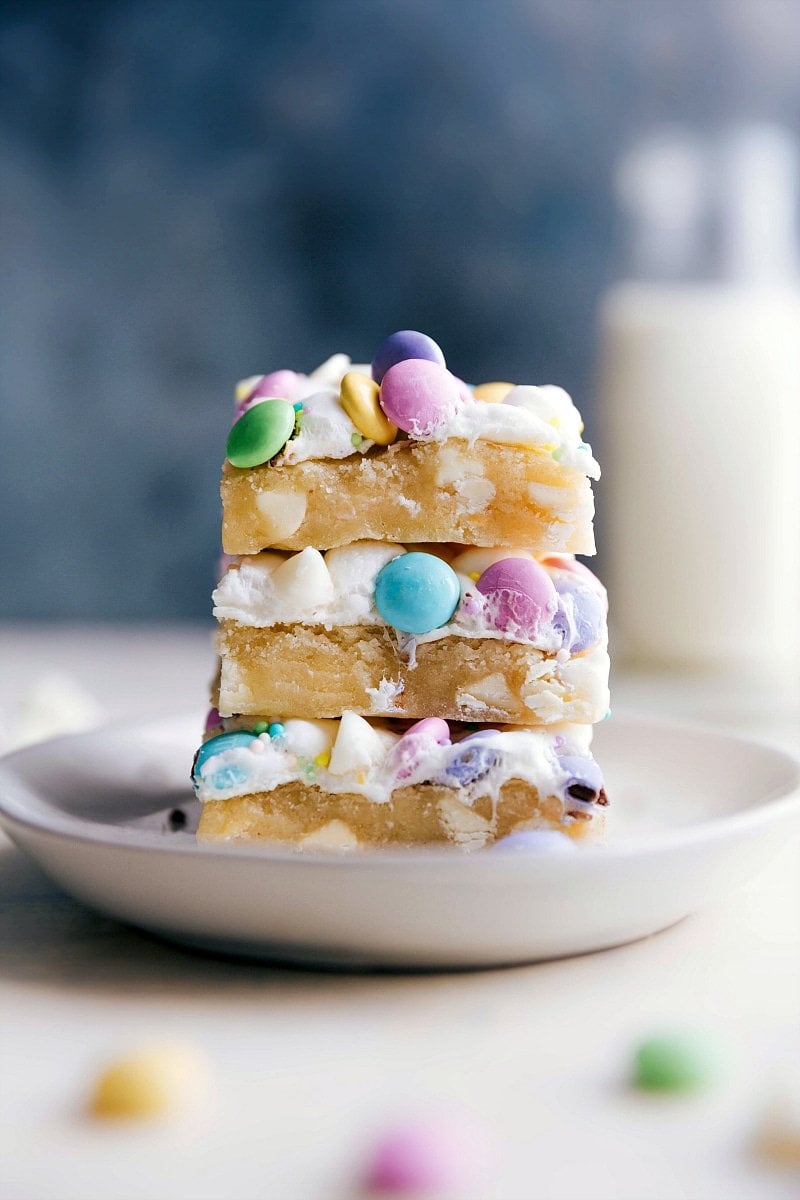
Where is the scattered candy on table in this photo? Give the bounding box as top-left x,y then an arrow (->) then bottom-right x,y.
88,1042 -> 213,1121
361,1115 -> 488,1196
632,1032 -> 720,1093
379,359 -> 461,438
371,329 -> 446,384
341,371 -> 398,445
374,552 -> 462,634
226,397 -> 296,468
755,1075 -> 800,1164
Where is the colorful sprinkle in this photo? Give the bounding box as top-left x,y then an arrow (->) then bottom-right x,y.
314,751 -> 331,768
268,722 -> 286,739
252,721 -> 269,734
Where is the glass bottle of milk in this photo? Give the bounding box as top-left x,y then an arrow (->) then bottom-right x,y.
600,125 -> 800,702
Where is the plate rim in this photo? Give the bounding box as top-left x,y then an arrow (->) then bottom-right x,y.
1,710 -> 799,871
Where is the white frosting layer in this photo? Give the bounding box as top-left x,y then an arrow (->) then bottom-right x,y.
239,356 -> 599,477
213,543 -> 607,658
193,715 -> 599,809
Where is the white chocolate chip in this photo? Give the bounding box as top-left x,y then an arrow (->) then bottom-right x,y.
306,353 -> 351,385
438,796 -> 492,846
328,711 -> 396,777
255,489 -> 307,542
324,541 -> 405,597
281,719 -> 337,759
299,820 -> 359,851
458,673 -> 516,709
269,547 -> 335,612
454,476 -> 495,512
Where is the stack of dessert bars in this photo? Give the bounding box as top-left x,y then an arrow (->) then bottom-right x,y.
191,331 -> 609,851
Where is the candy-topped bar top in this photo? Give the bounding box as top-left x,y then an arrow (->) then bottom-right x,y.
192,710 -> 607,814
213,543 -> 607,654
225,331 -> 600,479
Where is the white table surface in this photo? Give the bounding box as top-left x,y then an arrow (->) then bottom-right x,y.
1,624 -> 799,1200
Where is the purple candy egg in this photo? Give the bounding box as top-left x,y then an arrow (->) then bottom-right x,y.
557,754 -> 604,803
379,359 -> 461,437
492,829 -> 578,854
460,728 -> 501,741
406,717 -> 451,745
444,741 -> 500,786
371,330 -> 446,383
552,577 -> 605,654
204,707 -> 222,733
476,558 -> 558,639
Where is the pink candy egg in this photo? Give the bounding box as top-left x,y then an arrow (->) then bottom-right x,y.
237,370 -> 306,414
379,359 -> 461,437
476,557 -> 558,639
405,717 -> 451,745
362,1117 -> 487,1195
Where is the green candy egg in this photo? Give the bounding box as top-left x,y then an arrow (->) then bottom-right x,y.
226,398 -> 295,468
633,1033 -> 719,1093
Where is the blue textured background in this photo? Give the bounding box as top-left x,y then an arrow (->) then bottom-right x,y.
2,0 -> 799,618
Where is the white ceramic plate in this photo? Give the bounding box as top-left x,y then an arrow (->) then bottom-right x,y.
0,713 -> 798,969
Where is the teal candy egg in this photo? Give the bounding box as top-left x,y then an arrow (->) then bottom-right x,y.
374,552 -> 461,634
226,397 -> 295,468
192,731 -> 258,785
209,763 -> 249,790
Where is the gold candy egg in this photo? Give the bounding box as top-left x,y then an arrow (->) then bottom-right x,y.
340,371 -> 398,446
473,381 -> 514,403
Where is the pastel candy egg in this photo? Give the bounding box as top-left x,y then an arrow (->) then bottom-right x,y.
208,763 -> 249,790
371,329 -> 446,383
633,1033 -> 720,1093
340,371 -> 398,445
406,717 -> 451,745
89,1042 -> 213,1120
204,707 -> 222,734
450,546 -> 535,578
226,398 -> 295,468
444,741 -> 499,786
387,732 -> 428,782
492,830 -> 578,854
192,731 -> 258,783
362,1116 -> 486,1195
379,359 -> 460,438
540,554 -> 607,595
473,381 -> 514,403
558,754 -> 604,803
476,557 -> 558,639
552,577 -> 605,654
374,552 -> 461,634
